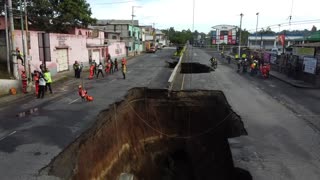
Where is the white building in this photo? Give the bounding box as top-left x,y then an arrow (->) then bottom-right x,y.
248,34 -> 304,50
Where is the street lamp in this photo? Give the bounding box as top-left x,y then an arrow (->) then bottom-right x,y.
255,12 -> 259,49
238,13 -> 243,59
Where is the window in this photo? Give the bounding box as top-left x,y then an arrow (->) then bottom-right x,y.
112,35 -> 117,40
128,31 -> 131,37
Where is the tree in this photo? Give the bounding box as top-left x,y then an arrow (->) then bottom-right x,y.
311,25 -> 317,32
2,0 -> 96,33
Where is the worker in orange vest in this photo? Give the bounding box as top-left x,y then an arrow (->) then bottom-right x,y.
21,70 -> 27,93
89,64 -> 95,79
33,70 -> 40,96
121,57 -> 127,66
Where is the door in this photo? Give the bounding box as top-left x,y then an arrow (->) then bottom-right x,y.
56,49 -> 68,72
92,50 -> 100,64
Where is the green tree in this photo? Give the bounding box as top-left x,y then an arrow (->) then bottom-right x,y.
1,0 -> 96,33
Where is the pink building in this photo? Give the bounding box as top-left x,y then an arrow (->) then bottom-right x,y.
0,16 -> 127,77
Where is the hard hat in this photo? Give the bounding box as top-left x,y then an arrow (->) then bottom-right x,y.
78,85 -> 82,89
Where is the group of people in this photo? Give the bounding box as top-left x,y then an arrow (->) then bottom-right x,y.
235,55 -> 270,78
31,66 -> 53,99
88,57 -> 127,80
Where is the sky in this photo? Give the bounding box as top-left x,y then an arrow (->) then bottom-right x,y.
86,0 -> 320,33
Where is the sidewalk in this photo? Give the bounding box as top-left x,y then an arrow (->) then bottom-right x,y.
0,70 -> 81,106
0,54 -> 144,105
269,71 -> 319,89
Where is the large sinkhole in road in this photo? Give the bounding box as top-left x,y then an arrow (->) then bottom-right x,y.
43,88 -> 250,180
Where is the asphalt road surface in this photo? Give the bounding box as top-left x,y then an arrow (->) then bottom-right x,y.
174,46 -> 320,180
0,48 -> 175,180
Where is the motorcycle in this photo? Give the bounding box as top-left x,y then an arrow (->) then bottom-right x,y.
210,58 -> 218,69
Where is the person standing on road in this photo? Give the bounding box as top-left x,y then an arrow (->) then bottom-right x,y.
37,73 -> 46,99
33,70 -> 40,96
93,60 -> 97,75
73,61 -> 80,78
122,61 -> 127,79
96,62 -> 104,78
21,70 -> 28,94
44,68 -> 53,94
114,58 -> 119,71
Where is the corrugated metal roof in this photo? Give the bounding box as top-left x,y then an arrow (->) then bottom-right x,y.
294,42 -> 320,47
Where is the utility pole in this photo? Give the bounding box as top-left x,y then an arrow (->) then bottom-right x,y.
192,0 -> 195,32
24,0 -> 31,79
238,13 -> 243,59
255,12 -> 259,49
4,3 -> 11,75
131,6 -> 134,54
8,0 -> 19,79
19,0 -> 28,79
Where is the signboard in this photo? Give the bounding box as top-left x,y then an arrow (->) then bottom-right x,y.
212,39 -> 216,44
303,57 -> 317,74
270,54 -> 277,64
293,47 -> 315,56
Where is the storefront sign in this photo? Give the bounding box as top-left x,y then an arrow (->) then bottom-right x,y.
303,57 -> 317,74
293,47 -> 315,56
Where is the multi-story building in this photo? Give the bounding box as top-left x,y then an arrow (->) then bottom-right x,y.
91,20 -> 142,56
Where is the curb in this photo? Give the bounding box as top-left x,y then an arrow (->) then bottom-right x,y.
167,46 -> 187,90
269,73 -> 319,89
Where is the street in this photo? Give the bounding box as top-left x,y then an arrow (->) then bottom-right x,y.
0,48 -> 175,180
173,46 -> 320,180
1,46 -> 320,179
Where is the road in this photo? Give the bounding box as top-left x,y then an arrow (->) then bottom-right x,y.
0,48 -> 175,180
173,46 -> 320,180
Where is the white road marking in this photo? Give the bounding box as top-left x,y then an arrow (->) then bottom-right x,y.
0,131 -> 17,141
193,53 -> 197,56
127,71 -> 132,74
110,79 -> 116,83
68,98 -> 80,104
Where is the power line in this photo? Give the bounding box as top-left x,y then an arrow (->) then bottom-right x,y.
245,18 -> 320,32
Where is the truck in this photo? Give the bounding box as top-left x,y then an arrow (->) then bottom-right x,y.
146,42 -> 156,53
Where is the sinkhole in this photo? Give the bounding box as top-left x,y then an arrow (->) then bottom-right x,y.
180,62 -> 213,73
41,88 -> 250,180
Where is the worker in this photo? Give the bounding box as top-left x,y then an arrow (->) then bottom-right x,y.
96,62 -> 104,78
89,64 -> 95,79
33,70 -> 40,96
105,60 -> 111,74
16,48 -> 24,65
37,73 -> 46,99
235,54 -> 239,60
21,70 -> 27,94
114,58 -> 119,71
241,53 -> 247,60
78,85 -> 87,101
78,85 -> 93,102
121,57 -> 127,66
122,62 -> 127,79
43,68 -> 53,94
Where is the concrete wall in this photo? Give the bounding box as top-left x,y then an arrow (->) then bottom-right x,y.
0,79 -> 21,95
108,42 -> 126,59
